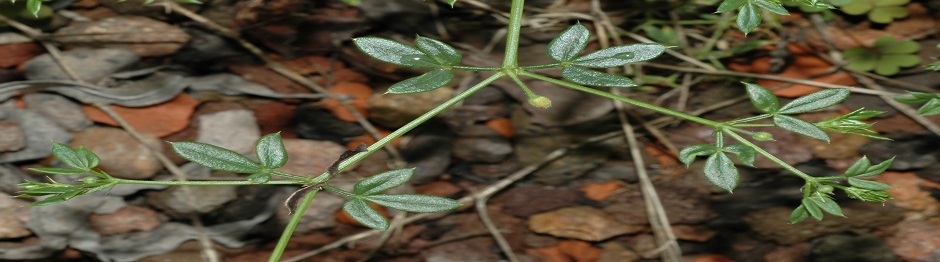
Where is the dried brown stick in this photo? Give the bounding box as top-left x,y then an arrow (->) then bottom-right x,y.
157,1 -> 406,165
590,2 -> 682,260
283,131 -> 623,262
0,13 -> 222,262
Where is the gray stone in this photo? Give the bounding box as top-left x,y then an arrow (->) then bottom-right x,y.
293,105 -> 364,144
23,93 -> 93,131
0,164 -> 27,194
0,107 -> 72,163
277,139 -> 347,176
861,134 -> 940,170
0,120 -> 25,152
809,234 -> 900,262
70,127 -> 163,180
0,193 -> 32,239
147,186 -> 237,218
453,125 -> 512,163
196,109 -> 260,154
368,86 -> 454,128
274,185 -> 345,233
402,124 -> 454,183
23,48 -> 139,83
743,202 -> 904,245
586,160 -> 639,183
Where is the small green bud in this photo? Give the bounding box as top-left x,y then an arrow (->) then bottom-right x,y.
817,185 -> 834,194
529,96 -> 552,108
80,177 -> 98,184
752,132 -> 774,141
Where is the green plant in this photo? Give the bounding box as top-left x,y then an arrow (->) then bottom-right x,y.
834,0 -> 909,23
843,36 -> 921,76
17,0 -> 898,260
895,91 -> 940,116
927,43 -> 940,71
716,0 -> 791,34
679,83 -> 893,222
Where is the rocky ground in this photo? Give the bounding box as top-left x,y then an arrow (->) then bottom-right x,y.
1,0 -> 940,261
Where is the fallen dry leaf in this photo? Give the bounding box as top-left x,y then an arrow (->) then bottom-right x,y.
876,171 -> 940,213
485,118 -> 515,138
82,93 -> 200,137
528,206 -> 643,241
323,82 -> 372,122
527,240 -> 602,262
580,181 -> 624,201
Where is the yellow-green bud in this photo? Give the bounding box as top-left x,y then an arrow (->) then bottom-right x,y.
529,96 -> 552,108
752,132 -> 774,141
817,185 -> 834,194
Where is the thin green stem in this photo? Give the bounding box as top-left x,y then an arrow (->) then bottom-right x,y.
452,65 -> 500,71
518,71 -> 720,127
271,171 -> 311,181
724,130 -> 815,181
269,188 -> 319,262
111,178 -> 304,186
521,63 -> 562,70
273,72 -> 507,261
501,0 -> 525,68
731,123 -> 775,128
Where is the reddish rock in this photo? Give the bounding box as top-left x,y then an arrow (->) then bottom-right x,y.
0,120 -> 25,152
672,224 -> 717,242
322,82 -> 372,122
764,243 -> 812,262
528,206 -> 644,241
0,42 -> 44,68
70,127 -> 163,179
278,139 -> 347,176
248,101 -> 296,138
0,193 -> 32,239
527,240 -> 602,262
88,205 -> 168,235
886,219 -> 940,262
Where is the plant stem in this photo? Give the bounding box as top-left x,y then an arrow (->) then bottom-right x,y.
518,71 -> 720,127
112,178 -> 304,186
452,65 -> 500,71
273,72 -> 507,261
521,63 -> 562,70
269,188 -> 319,262
723,130 -> 815,181
502,0 -> 525,68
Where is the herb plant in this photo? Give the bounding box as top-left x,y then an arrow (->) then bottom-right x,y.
17,0 -> 903,260
843,36 -> 921,76
834,0 -> 910,23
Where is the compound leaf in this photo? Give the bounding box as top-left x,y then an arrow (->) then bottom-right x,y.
354,168 -> 415,196
171,142 -> 262,173
779,89 -> 850,114
388,69 -> 454,94
743,82 -> 779,113
723,144 -> 756,166
774,115 -> 830,142
847,177 -> 893,190
572,44 -> 666,68
343,199 -> 389,230
548,23 -> 591,62
789,204 -> 810,223
365,194 -> 462,213
678,144 -> 719,166
704,153 -> 739,192
256,132 -> 288,169
416,36 -> 462,66
736,3 -> 761,35
353,37 -> 441,68
561,66 -> 636,87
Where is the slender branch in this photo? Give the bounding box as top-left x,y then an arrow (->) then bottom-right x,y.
723,130 -> 815,181
113,179 -> 303,186
501,0 -> 525,68
269,189 -> 319,262
518,71 -> 721,127
275,72 -> 507,260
